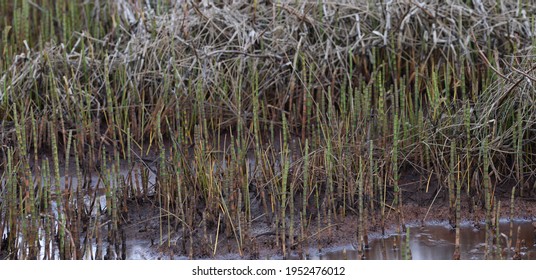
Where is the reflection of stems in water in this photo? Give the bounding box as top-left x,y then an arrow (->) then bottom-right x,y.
404,227 -> 411,260
380,238 -> 387,260
96,201 -> 103,260
39,213 -> 77,259
513,226 -> 522,260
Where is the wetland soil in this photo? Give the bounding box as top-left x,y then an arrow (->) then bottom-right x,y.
121,173 -> 536,260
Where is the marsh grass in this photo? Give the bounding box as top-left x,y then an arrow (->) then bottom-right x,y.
1,0 -> 536,259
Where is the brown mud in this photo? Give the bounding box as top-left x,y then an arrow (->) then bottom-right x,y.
119,172 -> 536,260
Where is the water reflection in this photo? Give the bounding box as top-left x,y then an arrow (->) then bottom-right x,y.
313,220 -> 536,260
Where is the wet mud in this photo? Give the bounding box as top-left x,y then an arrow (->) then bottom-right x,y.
120,193 -> 536,260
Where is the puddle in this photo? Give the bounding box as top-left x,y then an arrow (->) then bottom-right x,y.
310,220 -> 536,260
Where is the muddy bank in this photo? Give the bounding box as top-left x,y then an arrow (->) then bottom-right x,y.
120,189 -> 536,260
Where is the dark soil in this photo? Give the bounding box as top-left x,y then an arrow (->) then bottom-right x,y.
120,172 -> 536,260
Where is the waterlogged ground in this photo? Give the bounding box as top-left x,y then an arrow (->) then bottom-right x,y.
47,163 -> 536,260
117,198 -> 536,260
309,220 -> 536,260
117,220 -> 536,260
2,140 -> 536,260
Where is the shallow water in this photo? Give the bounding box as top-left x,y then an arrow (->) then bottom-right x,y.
121,220 -> 536,260
309,220 -> 536,260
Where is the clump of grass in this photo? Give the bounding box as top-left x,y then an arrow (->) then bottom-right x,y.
1,0 -> 536,259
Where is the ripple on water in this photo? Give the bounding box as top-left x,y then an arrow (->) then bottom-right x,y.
312,220 -> 536,260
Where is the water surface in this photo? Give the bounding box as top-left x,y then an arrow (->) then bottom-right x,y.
311,220 -> 536,260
